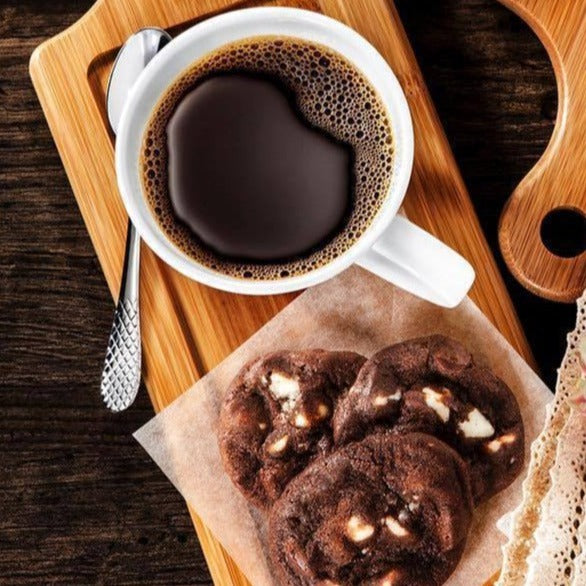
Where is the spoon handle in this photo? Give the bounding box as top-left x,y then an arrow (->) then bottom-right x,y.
100,220 -> 141,412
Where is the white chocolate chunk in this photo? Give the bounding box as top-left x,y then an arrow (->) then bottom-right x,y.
346,515 -> 375,542
458,408 -> 495,438
294,412 -> 311,428
384,516 -> 409,537
258,422 -> 268,431
372,390 -> 402,407
486,432 -> 517,452
422,387 -> 450,423
269,372 -> 300,412
408,501 -> 420,513
268,435 -> 289,454
317,403 -> 330,418
397,509 -> 410,524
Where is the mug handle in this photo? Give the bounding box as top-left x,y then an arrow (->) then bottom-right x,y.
356,215 -> 475,308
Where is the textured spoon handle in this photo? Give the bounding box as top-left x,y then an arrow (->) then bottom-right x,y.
100,221 -> 141,412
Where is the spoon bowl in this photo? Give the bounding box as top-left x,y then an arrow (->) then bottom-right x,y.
107,28 -> 171,134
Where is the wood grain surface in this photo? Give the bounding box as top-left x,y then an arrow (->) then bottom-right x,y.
497,0 -> 586,303
0,0 -> 578,584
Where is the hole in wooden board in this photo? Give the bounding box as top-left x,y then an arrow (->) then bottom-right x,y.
541,207 -> 586,258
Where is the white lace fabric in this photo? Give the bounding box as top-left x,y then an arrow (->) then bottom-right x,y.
498,292 -> 586,586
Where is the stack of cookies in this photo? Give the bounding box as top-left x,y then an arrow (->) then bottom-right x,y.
219,335 -> 525,586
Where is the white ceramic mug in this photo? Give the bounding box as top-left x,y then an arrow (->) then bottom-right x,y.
116,7 -> 475,307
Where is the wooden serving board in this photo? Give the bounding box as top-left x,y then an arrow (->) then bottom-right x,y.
498,0 -> 586,303
30,0 -> 536,584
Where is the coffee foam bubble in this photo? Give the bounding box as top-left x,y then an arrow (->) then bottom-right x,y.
141,36 -> 394,280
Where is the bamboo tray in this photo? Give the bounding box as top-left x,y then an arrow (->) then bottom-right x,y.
30,0 -> 536,584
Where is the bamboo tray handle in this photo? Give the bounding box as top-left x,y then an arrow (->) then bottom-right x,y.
498,0 -> 586,302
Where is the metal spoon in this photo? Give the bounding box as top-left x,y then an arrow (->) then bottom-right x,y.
101,28 -> 171,412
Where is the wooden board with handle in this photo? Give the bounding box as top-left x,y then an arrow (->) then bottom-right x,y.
30,0 -> 537,584
498,0 -> 586,303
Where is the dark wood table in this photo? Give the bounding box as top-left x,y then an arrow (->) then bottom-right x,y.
0,0 -> 579,583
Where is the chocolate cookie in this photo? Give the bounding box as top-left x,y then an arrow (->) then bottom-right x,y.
269,432 -> 473,586
332,335 -> 524,503
219,349 -> 366,509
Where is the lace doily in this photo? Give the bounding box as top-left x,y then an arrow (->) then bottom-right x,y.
498,291 -> 586,586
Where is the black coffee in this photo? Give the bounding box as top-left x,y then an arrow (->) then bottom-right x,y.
142,36 -> 394,280
167,73 -> 352,261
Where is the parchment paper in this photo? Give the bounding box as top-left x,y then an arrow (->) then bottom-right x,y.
134,266 -> 552,585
